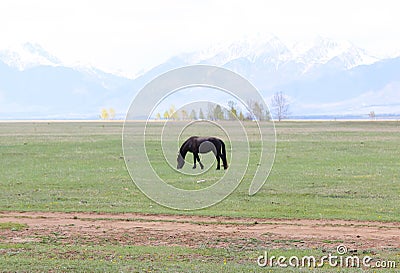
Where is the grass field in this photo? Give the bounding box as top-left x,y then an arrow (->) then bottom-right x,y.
1,121 -> 399,220
0,121 -> 399,271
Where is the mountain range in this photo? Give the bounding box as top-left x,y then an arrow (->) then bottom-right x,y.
1,36 -> 399,120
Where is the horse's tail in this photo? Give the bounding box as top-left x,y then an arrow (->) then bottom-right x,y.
220,139 -> 228,169
220,140 -> 226,156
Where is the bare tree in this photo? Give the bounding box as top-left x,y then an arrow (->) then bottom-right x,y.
369,111 -> 376,120
228,100 -> 237,120
247,99 -> 269,121
271,91 -> 290,121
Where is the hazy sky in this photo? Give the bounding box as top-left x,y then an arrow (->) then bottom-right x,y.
1,0 -> 399,76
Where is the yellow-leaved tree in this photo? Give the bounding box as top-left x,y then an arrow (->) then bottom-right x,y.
109,108 -> 116,120
100,108 -> 109,120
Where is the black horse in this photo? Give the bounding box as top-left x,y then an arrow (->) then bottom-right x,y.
177,136 -> 228,170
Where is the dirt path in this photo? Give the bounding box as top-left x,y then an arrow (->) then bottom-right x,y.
1,211 -> 399,251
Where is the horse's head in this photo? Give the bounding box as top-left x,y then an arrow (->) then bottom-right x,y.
177,153 -> 185,169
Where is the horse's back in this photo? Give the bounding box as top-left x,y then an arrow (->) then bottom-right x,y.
182,136 -> 224,152
196,136 -> 221,143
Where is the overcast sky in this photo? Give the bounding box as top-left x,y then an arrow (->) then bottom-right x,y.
1,0 -> 399,76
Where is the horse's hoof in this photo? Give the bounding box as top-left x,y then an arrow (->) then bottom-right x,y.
216,167 -> 220,170
193,166 -> 196,169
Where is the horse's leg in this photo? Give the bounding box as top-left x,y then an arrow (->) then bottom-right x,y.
222,153 -> 228,169
192,153 -> 197,169
216,151 -> 221,170
220,140 -> 228,169
196,153 -> 204,169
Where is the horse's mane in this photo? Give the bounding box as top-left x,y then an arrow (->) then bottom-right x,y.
179,136 -> 198,157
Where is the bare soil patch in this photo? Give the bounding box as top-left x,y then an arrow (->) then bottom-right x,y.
1,211 -> 399,251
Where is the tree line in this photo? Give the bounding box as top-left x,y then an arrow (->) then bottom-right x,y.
154,92 -> 290,122
99,92 -> 290,121
99,92 -> 383,121
154,100 -> 272,121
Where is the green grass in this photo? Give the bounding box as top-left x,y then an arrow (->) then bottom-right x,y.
0,242 -> 398,272
0,121 -> 399,220
1,121 -> 400,272
0,222 -> 28,231
1,243 -> 243,272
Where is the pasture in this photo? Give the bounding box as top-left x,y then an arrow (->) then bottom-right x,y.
0,121 -> 399,271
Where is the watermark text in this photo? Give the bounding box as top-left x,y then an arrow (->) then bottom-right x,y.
257,245 -> 397,269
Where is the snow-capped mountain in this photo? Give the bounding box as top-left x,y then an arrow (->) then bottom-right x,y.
0,43 -> 131,119
0,42 -> 62,70
0,36 -> 399,119
177,35 -> 378,73
129,36 -> 399,118
181,34 -> 291,66
290,37 -> 378,70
